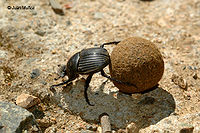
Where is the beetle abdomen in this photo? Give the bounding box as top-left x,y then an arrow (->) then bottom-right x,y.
78,48 -> 110,74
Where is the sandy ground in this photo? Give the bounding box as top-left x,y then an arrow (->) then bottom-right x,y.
0,0 -> 200,132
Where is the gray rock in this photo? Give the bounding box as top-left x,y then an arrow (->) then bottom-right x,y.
0,101 -> 40,133
140,112 -> 200,132
30,69 -> 40,79
66,20 -> 72,26
35,30 -> 46,36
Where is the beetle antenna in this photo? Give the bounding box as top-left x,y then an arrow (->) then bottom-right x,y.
100,41 -> 120,48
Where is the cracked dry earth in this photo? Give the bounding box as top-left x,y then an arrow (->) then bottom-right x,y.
0,0 -> 200,132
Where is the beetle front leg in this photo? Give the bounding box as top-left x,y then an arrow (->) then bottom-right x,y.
101,70 -> 138,88
84,74 -> 94,106
100,41 -> 120,48
50,79 -> 74,92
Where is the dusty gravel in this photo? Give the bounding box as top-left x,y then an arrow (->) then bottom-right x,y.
0,0 -> 200,132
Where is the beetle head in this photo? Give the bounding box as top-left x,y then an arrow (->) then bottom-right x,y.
58,65 -> 67,77
54,65 -> 67,80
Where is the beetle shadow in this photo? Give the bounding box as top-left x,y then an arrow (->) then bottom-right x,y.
52,79 -> 175,129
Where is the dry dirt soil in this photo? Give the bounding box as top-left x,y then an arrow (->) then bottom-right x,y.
0,0 -> 200,132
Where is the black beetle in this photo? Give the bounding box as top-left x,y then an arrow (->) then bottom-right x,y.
50,41 -> 137,106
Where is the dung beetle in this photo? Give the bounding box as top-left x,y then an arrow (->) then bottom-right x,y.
50,41 -> 137,106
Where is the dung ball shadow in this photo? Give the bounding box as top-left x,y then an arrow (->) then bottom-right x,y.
51,79 -> 175,129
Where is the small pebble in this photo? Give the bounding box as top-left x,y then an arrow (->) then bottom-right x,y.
183,66 -> 187,70
16,93 -> 41,109
86,124 -> 97,131
93,12 -> 104,20
193,73 -> 198,80
184,93 -> 191,100
51,50 -> 57,54
126,123 -> 139,133
49,127 -> 57,133
188,66 -> 193,70
50,0 -> 64,15
31,11 -> 37,15
36,119 -> 53,128
131,93 -> 142,99
66,20 -> 72,26
40,80 -> 47,85
180,126 -> 194,133
80,129 -> 94,133
118,129 -> 126,133
157,18 -> 167,27
64,3 -> 72,9
0,50 -> 8,58
97,126 -> 102,133
22,130 -> 28,133
171,74 -> 188,90
35,30 -> 46,36
31,125 -> 39,132
31,69 -> 40,79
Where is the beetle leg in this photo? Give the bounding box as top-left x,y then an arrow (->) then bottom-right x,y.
54,75 -> 61,80
101,70 -> 138,88
50,79 -> 73,92
84,74 -> 94,106
100,41 -> 120,48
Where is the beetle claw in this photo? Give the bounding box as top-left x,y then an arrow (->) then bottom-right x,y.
54,76 -> 60,80
88,102 -> 94,106
50,85 -> 56,93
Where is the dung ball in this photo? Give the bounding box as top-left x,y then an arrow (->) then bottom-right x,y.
109,37 -> 164,93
